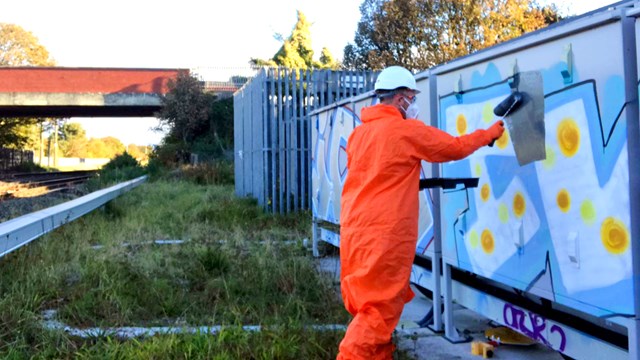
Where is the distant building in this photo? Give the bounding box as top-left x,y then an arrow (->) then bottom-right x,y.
192,66 -> 260,98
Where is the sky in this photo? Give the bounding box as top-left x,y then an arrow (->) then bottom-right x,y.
0,0 -> 622,146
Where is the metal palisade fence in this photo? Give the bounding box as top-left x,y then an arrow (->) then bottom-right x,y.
234,68 -> 378,214
0,148 -> 34,171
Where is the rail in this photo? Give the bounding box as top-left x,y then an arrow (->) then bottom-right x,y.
0,170 -> 98,199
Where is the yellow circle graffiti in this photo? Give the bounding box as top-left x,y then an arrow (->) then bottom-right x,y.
580,200 -> 596,225
481,229 -> 495,254
557,118 -> 580,157
601,217 -> 629,255
469,230 -> 479,248
495,130 -> 509,149
480,184 -> 491,202
457,114 -> 468,135
556,189 -> 571,213
475,163 -> 482,177
513,192 -> 526,218
498,203 -> 509,223
542,146 -> 556,170
482,103 -> 494,123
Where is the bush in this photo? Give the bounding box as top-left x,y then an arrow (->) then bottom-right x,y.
179,162 -> 234,185
145,156 -> 167,180
6,161 -> 50,173
102,152 -> 139,171
149,142 -> 188,167
87,152 -> 146,191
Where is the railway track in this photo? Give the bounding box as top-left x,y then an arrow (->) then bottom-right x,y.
0,170 -> 98,199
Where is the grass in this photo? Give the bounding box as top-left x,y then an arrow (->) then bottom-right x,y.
0,173 -> 350,359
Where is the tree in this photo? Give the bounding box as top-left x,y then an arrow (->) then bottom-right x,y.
342,0 -> 561,71
153,72 -> 235,164
126,144 -> 150,163
318,47 -> 340,70
0,23 -> 56,150
58,122 -> 88,157
156,73 -> 215,149
101,136 -> 126,158
0,117 -> 39,149
84,137 -> 125,158
209,97 -> 234,152
251,10 -> 340,69
86,138 -> 108,158
0,23 -> 55,66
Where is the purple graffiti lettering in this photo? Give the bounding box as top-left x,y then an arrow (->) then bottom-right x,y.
503,303 -> 523,329
522,313 -> 547,345
550,324 -> 567,352
502,303 -> 567,351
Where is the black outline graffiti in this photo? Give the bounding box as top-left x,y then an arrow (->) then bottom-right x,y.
440,75 -> 628,311
545,79 -> 628,150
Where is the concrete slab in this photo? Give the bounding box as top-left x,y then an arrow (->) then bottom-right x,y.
315,255 -> 565,360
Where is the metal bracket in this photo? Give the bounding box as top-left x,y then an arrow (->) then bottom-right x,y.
443,262 -> 473,343
561,44 -> 573,85
515,221 -> 525,255
454,75 -> 463,103
567,231 -> 580,268
508,59 -> 520,88
419,177 -> 479,190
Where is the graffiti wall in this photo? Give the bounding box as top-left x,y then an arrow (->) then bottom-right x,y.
437,21 -> 632,319
309,5 -> 640,357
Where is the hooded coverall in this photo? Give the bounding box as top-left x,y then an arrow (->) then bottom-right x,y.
338,104 -> 502,359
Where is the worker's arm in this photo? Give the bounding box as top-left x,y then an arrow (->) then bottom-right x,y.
402,120 -> 504,163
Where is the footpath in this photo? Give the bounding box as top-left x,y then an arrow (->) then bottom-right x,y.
316,255 -> 565,360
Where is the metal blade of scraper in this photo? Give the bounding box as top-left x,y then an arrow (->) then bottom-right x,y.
506,71 -> 546,166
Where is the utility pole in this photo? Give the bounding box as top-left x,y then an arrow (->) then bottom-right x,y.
53,119 -> 58,168
39,119 -> 43,166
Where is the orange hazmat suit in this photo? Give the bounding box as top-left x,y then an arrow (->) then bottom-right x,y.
338,104 -> 504,359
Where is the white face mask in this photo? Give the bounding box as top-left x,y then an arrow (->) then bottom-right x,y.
401,96 -> 420,119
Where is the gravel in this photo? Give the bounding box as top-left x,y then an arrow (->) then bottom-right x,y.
0,183 -> 90,223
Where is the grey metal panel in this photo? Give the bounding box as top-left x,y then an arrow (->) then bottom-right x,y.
318,71 -> 325,111
308,88 -> 376,116
270,68 -> 277,213
292,69 -> 299,211
233,91 -> 243,196
427,73 -> 443,332
277,68 -> 284,214
0,176 -> 147,258
622,8 -> 640,359
328,71 -> 335,105
303,69 -> 311,209
235,68 -> 378,213
284,68 -> 291,213
252,72 -> 263,206
243,82 -> 252,199
260,70 -> 269,210
300,69 -> 305,210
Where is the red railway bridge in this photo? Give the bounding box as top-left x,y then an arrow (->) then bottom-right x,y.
0,67 -> 189,118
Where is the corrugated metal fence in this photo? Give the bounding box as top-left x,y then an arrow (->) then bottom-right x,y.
234,68 -> 378,213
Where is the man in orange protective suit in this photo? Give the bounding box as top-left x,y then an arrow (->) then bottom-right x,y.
337,66 -> 505,360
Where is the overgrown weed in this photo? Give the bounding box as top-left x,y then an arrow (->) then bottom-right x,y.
0,173 -> 348,358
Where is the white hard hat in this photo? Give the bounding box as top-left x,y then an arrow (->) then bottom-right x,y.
374,66 -> 420,93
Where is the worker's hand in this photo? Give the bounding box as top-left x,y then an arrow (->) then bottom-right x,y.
487,120 -> 505,147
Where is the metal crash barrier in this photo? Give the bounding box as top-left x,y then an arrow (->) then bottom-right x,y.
0,176 -> 147,258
